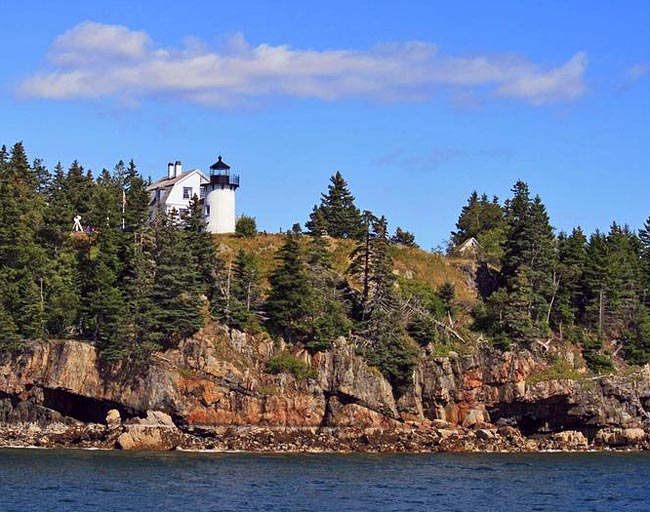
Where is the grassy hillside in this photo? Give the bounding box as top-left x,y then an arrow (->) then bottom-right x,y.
213,233 -> 477,304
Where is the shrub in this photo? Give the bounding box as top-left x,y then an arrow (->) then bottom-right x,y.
235,215 -> 257,237
265,352 -> 317,380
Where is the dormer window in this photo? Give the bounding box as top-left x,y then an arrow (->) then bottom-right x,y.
183,186 -> 193,199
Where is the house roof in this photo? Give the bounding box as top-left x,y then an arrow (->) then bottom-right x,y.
147,169 -> 208,206
210,156 -> 231,171
146,169 -> 208,191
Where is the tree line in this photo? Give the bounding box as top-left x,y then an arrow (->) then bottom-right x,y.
453,181 -> 650,369
2,141 -> 647,394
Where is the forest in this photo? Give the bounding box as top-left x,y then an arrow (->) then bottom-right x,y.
1,141 -> 649,394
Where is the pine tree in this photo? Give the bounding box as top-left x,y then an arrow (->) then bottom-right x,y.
150,210 -> 204,348
0,143 -> 48,345
42,162 -> 75,253
348,215 -> 417,394
639,216 -> 650,307
306,172 -> 364,239
606,223 -> 641,331
266,233 -> 313,341
221,249 -> 262,331
65,161 -> 94,223
391,227 -> 418,247
32,158 -> 52,195
623,304 -> 650,364
305,234 -> 350,351
44,243 -> 80,338
552,228 -> 587,336
124,159 -> 151,230
119,229 -> 160,360
487,182 -> 558,343
80,221 -> 126,352
89,168 -> 122,230
184,194 -> 221,299
235,215 -> 257,237
451,192 -> 505,260
582,230 -> 610,335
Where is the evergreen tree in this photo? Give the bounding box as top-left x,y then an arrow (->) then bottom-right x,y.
184,194 -> 221,299
451,192 -> 505,260
487,182 -> 557,343
235,215 -> 257,237
606,223 -> 641,331
622,304 -> 650,365
582,230 -> 610,335
42,162 -> 75,253
124,159 -> 151,230
0,143 -> 48,344
65,161 -> 94,224
82,224 -> 126,351
89,168 -> 122,230
221,249 -> 262,331
305,234 -> 350,351
639,215 -> 650,307
552,228 -> 587,336
32,158 -> 52,195
118,229 -> 160,360
306,171 -> 364,239
437,282 -> 457,317
44,243 -> 80,338
348,215 -> 417,394
150,210 -> 204,348
266,233 -> 313,341
391,227 -> 418,247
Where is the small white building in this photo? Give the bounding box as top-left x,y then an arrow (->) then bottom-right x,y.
147,157 -> 240,233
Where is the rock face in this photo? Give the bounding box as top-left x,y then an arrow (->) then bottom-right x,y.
1,323 -> 650,451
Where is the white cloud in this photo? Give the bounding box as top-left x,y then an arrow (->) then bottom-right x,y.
495,52 -> 587,104
49,21 -> 151,66
19,21 -> 588,107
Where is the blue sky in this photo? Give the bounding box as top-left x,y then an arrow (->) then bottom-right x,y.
1,0 -> 648,249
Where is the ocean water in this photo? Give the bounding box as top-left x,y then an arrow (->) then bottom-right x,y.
1,449 -> 649,511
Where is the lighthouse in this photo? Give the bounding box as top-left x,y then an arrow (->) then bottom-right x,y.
204,155 -> 240,233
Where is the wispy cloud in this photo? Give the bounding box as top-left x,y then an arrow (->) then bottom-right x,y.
628,63 -> 650,80
377,147 -> 512,171
19,21 -> 588,107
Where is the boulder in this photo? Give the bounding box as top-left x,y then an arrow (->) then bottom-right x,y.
551,430 -> 588,450
105,409 -> 121,428
475,429 -> 495,440
116,425 -> 181,451
595,427 -> 647,447
144,410 -> 175,427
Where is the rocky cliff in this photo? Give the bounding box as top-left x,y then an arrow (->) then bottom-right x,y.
2,322 -> 650,452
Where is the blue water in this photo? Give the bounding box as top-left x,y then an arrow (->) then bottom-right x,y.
1,449 -> 649,511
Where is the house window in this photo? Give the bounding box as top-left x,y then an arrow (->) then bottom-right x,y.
205,205 -> 211,216
183,187 -> 193,199
155,189 -> 161,202
200,187 -> 206,199
179,208 -> 189,219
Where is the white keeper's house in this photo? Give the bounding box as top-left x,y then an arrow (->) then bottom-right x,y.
147,156 -> 240,234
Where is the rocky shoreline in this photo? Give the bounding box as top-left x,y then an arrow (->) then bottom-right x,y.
3,325 -> 650,454
2,409 -> 649,453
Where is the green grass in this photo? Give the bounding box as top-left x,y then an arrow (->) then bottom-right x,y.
527,358 -> 584,385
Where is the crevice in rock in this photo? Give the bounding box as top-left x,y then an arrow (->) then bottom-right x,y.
319,391 -> 337,428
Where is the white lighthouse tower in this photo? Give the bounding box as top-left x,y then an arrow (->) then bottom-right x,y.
204,155 -> 239,233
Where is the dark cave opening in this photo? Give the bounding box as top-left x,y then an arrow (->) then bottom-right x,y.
40,388 -> 138,424
489,395 -> 592,437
